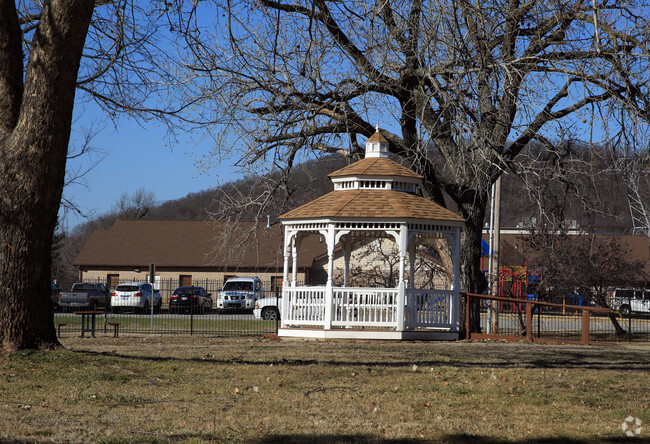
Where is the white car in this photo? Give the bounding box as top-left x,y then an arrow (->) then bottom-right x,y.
111,282 -> 161,313
253,296 -> 281,321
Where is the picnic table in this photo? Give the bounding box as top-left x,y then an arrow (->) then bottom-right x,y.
73,310 -> 104,338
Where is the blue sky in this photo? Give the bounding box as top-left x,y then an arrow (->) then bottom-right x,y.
61,101 -> 237,232
57,4 -> 236,232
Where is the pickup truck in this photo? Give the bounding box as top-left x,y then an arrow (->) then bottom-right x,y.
58,283 -> 110,312
253,295 -> 281,321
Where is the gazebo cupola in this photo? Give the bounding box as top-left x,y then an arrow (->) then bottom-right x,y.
365,124 -> 391,158
329,130 -> 421,194
277,126 -> 465,340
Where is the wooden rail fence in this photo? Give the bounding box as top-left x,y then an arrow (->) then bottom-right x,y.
463,293 -> 614,345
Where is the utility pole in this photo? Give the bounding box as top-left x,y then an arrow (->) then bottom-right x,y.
149,263 -> 155,333
488,175 -> 501,334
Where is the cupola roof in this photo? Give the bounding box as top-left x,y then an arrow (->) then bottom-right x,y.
328,157 -> 422,180
364,124 -> 390,158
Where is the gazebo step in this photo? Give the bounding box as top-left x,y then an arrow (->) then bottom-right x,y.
278,327 -> 458,341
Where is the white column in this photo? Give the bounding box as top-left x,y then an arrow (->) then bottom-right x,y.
326,225 -> 336,287
291,234 -> 298,288
451,227 -> 461,332
281,227 -> 292,328
323,224 -> 336,329
343,235 -> 351,287
283,228 -> 291,283
396,224 -> 408,330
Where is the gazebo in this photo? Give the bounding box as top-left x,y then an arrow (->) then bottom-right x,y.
278,127 -> 465,340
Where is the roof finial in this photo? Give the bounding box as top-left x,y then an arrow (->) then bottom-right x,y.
375,123 -> 380,132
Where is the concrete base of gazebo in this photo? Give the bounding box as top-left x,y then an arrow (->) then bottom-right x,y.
278,327 -> 459,341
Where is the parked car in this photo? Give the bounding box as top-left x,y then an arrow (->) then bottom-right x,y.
611,288 -> 650,316
169,286 -> 213,313
58,282 -> 110,312
216,277 -> 263,312
253,295 -> 281,321
111,282 -> 161,313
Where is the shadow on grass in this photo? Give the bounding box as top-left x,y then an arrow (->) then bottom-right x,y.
248,434 -> 639,444
70,346 -> 650,372
1,434 -> 641,444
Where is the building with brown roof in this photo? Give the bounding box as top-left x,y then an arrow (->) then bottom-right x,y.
498,231 -> 650,282
74,219 -> 326,291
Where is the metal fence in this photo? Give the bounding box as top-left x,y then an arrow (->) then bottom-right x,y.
54,278 -> 286,337
54,278 -> 650,343
465,293 -> 650,344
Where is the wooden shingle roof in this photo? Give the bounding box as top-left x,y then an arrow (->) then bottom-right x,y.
328,157 -> 422,179
366,131 -> 389,143
279,190 -> 465,222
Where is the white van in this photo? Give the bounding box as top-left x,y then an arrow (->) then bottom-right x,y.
216,277 -> 263,312
611,288 -> 650,315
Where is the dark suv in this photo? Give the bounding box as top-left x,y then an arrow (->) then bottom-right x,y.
169,286 -> 213,314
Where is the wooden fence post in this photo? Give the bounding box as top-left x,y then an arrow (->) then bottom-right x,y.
465,294 -> 471,340
581,309 -> 590,345
526,301 -> 533,342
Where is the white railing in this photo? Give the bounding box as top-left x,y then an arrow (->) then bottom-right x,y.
283,286 -> 453,330
405,289 -> 453,328
331,288 -> 399,328
284,287 -> 326,326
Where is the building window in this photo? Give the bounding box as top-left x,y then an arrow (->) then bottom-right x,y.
179,275 -> 192,287
270,276 -> 283,297
107,274 -> 119,291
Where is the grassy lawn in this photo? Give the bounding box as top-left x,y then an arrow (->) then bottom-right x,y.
0,336 -> 648,443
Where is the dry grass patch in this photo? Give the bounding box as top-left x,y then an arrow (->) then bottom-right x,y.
0,335 -> 648,443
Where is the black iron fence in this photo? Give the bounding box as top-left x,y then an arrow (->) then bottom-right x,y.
53,278 -> 649,342
54,278 -> 288,337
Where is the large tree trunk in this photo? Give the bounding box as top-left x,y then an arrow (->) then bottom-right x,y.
457,191 -> 489,334
0,0 -> 94,352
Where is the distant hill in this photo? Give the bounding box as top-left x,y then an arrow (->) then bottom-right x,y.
68,147 -> 641,232
145,154 -> 350,222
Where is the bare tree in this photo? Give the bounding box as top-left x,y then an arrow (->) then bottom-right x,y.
337,239 -> 402,288
0,0 -> 96,351
521,229 -> 644,334
0,0 -> 212,351
177,0 -> 650,331
115,188 -> 157,219
334,239 -> 449,289
60,124 -> 106,220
